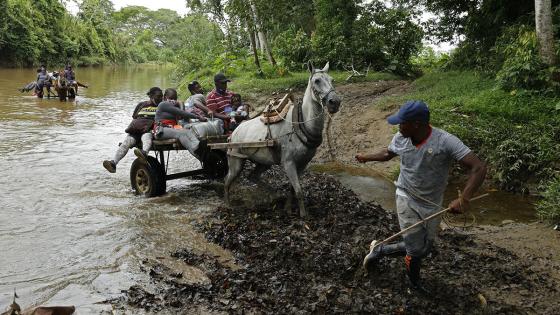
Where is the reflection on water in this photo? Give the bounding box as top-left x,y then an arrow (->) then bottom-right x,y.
0,66 -> 233,313
311,162 -> 537,225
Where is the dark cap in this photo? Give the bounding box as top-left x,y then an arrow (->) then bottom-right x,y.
214,73 -> 231,83
387,100 -> 430,125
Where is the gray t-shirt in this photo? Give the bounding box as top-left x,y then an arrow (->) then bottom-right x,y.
388,127 -> 471,208
185,94 -> 206,116
155,100 -> 199,123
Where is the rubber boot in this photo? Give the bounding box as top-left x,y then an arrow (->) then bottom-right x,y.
405,255 -> 430,295
363,241 -> 407,270
103,160 -> 117,173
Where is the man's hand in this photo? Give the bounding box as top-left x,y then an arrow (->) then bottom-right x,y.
198,116 -> 207,122
355,153 -> 369,163
448,197 -> 469,214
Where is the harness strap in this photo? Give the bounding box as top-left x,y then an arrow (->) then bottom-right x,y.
292,100 -> 323,148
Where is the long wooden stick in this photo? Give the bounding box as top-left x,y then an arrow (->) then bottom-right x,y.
371,193 -> 490,249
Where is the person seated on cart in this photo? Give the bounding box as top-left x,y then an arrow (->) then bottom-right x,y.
35,65 -> 55,98
183,80 -> 212,125
228,93 -> 250,131
132,88 -> 208,161
206,73 -> 238,133
102,87 -> 163,173
133,88 -> 188,160
64,64 -> 88,94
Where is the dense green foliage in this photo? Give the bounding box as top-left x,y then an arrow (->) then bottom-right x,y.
537,176 -> 560,223
180,0 -> 423,78
0,0 -> 116,66
0,0 -> 214,67
403,0 -> 560,92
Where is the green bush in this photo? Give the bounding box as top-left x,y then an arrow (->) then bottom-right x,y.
495,27 -> 549,91
274,28 -> 312,70
411,47 -> 450,70
537,176 -> 560,223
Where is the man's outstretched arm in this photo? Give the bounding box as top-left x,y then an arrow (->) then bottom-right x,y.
355,148 -> 397,163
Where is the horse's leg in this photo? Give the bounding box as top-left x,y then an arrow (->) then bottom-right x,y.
283,161 -> 306,217
224,154 -> 245,204
248,163 -> 270,186
284,186 -> 294,215
46,85 -> 53,98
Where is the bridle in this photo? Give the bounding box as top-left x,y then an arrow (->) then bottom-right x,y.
310,71 -> 336,109
288,71 -> 337,148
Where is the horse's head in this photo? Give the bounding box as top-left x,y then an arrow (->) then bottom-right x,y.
308,61 -> 341,114
57,76 -> 68,88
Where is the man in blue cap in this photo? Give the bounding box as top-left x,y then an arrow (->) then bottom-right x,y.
355,100 -> 486,294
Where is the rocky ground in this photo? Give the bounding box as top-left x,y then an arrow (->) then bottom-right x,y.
112,79 -> 560,314
114,170 -> 560,314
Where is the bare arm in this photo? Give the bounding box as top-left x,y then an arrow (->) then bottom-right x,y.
355,148 -> 397,163
193,101 -> 212,116
211,112 -> 231,120
448,152 -> 487,213
159,102 -> 205,121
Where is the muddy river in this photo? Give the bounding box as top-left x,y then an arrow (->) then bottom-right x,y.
0,66 -> 233,313
0,66 -> 538,313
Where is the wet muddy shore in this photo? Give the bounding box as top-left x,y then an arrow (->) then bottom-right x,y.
113,168 -> 560,314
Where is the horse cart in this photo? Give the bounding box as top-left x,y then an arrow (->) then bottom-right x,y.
130,134 -> 277,197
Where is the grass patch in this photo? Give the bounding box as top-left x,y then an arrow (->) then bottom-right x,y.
177,70 -> 399,99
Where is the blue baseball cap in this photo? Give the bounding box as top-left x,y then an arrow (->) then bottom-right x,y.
387,100 -> 430,125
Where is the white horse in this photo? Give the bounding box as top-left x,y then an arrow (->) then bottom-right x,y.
224,62 -> 341,217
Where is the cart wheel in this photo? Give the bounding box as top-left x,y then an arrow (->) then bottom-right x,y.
130,156 -> 166,197
202,150 -> 228,180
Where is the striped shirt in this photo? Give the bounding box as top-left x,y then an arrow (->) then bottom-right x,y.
206,89 -> 234,114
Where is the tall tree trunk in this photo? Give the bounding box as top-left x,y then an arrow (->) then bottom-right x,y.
535,0 -> 557,65
249,0 -> 276,66
246,20 -> 262,74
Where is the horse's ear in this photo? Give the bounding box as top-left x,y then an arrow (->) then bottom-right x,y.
307,60 -> 315,73
322,62 -> 330,72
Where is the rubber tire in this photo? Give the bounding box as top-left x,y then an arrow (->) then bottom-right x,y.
130,156 -> 166,197
202,150 -> 228,180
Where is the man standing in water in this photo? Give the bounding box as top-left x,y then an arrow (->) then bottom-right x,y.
35,65 -> 54,98
355,100 -> 486,294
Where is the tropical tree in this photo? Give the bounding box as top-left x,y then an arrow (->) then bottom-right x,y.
535,0 -> 557,65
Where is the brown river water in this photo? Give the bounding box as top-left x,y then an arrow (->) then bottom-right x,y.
0,66 -> 234,313
0,66 -> 538,313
